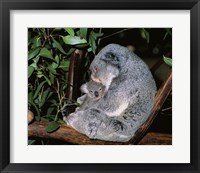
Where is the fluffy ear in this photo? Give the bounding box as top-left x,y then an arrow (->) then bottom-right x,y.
80,83 -> 88,94
100,52 -> 120,67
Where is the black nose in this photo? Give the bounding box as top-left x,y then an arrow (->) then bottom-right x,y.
94,91 -> 99,97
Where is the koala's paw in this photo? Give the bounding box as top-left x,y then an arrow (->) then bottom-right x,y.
77,95 -> 86,105
86,109 -> 104,138
110,119 -> 127,132
63,111 -> 83,127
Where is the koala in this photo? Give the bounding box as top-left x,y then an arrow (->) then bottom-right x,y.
63,44 -> 157,142
77,80 -> 106,110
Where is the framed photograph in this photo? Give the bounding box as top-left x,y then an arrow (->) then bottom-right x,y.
0,0 -> 199,172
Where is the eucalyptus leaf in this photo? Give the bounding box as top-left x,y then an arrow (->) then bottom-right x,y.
43,75 -> 52,86
64,28 -> 75,36
37,71 -> 43,78
62,35 -> 87,45
28,47 -> 40,60
45,121 -> 60,133
49,72 -> 55,85
55,55 -> 60,64
35,116 -> 41,121
28,139 -> 36,145
66,48 -> 75,56
163,56 -> 172,67
141,28 -> 150,44
91,31 -> 104,39
59,60 -> 70,71
48,65 -> 57,75
46,107 -> 55,117
39,48 -> 55,61
163,28 -> 172,40
28,91 -> 34,103
33,81 -> 46,100
28,100 -> 40,117
52,38 -> 67,54
41,117 -> 49,122
74,43 -> 89,49
28,66 -> 34,78
31,36 -> 41,49
30,62 -> 37,69
89,33 -> 97,54
51,62 -> 59,69
40,88 -> 50,107
80,28 -> 88,39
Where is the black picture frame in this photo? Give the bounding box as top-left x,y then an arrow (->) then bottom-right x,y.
0,0 -> 199,172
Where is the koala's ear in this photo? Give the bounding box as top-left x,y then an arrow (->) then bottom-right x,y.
80,83 -> 88,93
101,52 -> 120,67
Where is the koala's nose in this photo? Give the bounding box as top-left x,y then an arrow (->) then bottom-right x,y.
94,91 -> 99,97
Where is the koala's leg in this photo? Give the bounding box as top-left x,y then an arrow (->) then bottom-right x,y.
63,110 -> 90,134
82,109 -> 135,142
63,109 -> 135,142
95,117 -> 134,142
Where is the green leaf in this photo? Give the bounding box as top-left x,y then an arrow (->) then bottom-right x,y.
163,56 -> 172,67
31,36 -> 41,49
52,37 -> 67,54
74,43 -> 89,49
37,70 -> 43,78
55,55 -> 60,64
40,88 -> 50,107
49,72 -> 55,85
46,107 -> 55,116
39,48 -> 54,61
91,31 -> 104,39
89,33 -> 97,54
64,28 -> 75,36
30,62 -> 37,69
28,47 -> 40,60
62,35 -> 87,45
87,47 -> 92,52
28,100 -> 40,117
28,139 -> 36,145
43,75 -> 52,86
45,121 -> 60,133
35,116 -> 41,121
48,65 -> 57,75
66,48 -> 75,56
163,28 -> 172,40
41,117 -> 49,122
33,81 -> 46,100
59,60 -> 70,71
80,28 -> 88,39
32,56 -> 40,64
141,28 -> 150,44
28,91 -> 34,103
28,66 -> 34,78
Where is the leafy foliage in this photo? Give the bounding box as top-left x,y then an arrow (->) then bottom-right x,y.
28,28 -> 104,130
163,56 -> 172,67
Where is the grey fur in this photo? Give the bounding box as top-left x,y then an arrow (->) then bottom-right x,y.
63,44 -> 157,142
78,80 -> 106,110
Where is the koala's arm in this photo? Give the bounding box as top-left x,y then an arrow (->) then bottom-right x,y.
77,94 -> 87,105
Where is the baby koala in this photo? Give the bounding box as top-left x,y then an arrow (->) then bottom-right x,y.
77,80 -> 106,110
